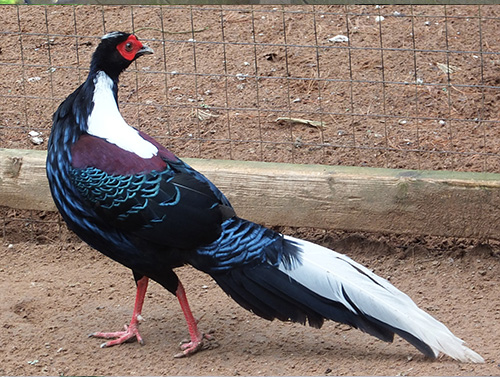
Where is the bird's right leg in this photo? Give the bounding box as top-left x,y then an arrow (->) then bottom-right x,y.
174,281 -> 213,358
90,276 -> 149,347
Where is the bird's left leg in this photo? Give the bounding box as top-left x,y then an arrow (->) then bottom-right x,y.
174,281 -> 213,358
90,276 -> 149,347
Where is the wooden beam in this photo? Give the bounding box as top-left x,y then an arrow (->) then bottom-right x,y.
2,147 -> 500,240
0,148 -> 54,213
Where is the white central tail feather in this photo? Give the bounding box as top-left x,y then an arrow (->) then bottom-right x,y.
279,235 -> 484,363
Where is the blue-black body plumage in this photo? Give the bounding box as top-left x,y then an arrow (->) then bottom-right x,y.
46,32 -> 484,362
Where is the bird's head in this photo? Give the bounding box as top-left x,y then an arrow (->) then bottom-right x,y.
90,32 -> 153,79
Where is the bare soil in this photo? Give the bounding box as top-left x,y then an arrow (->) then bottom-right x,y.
1,216 -> 499,376
1,5 -> 500,376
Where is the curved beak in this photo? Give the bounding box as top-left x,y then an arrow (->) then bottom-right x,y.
137,44 -> 154,57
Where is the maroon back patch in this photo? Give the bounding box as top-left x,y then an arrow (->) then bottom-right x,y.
71,134 -> 169,175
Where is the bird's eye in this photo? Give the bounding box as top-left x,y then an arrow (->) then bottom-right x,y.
125,42 -> 133,52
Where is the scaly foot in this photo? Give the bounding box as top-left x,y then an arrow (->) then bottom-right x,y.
90,277 -> 148,348
174,332 -> 213,358
89,315 -> 144,347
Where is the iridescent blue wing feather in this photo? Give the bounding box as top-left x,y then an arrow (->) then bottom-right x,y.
70,159 -> 235,250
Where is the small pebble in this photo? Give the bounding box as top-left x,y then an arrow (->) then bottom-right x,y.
328,35 -> 348,43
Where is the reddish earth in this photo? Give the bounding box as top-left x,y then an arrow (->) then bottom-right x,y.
1,210 -> 499,375
1,5 -> 499,376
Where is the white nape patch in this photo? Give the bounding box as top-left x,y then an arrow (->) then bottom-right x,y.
87,71 -> 158,159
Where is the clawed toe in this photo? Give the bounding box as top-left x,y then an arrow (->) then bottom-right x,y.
90,323 -> 144,347
174,333 -> 213,358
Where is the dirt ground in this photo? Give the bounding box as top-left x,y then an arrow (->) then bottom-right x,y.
0,216 -> 499,376
1,4 -> 500,376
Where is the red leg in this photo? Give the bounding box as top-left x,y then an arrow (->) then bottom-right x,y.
174,281 -> 212,358
90,276 -> 149,347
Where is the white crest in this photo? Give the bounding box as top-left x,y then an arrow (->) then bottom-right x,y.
87,71 -> 158,159
101,31 -> 125,40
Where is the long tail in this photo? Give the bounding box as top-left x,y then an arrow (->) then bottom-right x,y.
211,232 -> 484,363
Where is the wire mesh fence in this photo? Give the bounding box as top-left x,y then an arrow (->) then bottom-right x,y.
1,4 -> 500,241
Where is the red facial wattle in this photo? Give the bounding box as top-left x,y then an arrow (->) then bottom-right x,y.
116,35 -> 142,61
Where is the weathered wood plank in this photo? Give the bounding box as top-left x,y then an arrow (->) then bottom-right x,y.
2,147 -> 500,239
0,149 -> 54,212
